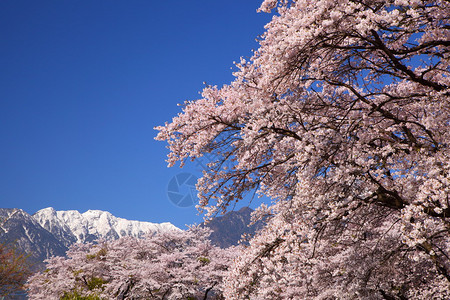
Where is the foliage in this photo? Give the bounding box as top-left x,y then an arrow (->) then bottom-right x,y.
0,242 -> 32,297
85,248 -> 107,260
26,227 -> 238,299
156,0 -> 450,298
60,290 -> 103,300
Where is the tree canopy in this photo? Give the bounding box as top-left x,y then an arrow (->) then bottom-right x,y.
156,0 -> 450,298
27,227 -> 236,299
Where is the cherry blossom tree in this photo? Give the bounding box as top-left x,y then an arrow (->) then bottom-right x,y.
0,242 -> 32,297
156,0 -> 449,298
27,227 -> 237,299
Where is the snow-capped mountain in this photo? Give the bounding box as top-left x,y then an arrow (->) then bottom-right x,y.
0,208 -> 67,265
0,207 -> 180,269
0,205 -> 262,271
33,207 -> 180,244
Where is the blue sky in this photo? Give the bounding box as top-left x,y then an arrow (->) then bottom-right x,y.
0,1 -> 272,228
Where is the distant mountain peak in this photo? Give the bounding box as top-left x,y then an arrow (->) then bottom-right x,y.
0,208 -> 67,266
0,207 -> 181,269
33,207 -> 179,244
203,207 -> 264,248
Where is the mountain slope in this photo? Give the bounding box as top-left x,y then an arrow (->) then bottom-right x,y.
203,207 -> 264,248
0,208 -> 67,265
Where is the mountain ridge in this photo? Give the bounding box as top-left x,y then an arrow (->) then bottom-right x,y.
0,206 -> 262,271
0,207 -> 180,268
203,206 -> 264,248
33,207 -> 179,244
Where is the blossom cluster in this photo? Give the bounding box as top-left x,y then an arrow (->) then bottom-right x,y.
157,0 -> 450,298
27,227 -> 237,299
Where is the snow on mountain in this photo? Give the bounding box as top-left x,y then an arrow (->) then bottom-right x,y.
0,208 -> 67,265
32,207 -> 78,247
1,207 -> 181,271
33,207 -> 180,244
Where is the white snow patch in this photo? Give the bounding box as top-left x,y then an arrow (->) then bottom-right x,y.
33,207 -> 180,243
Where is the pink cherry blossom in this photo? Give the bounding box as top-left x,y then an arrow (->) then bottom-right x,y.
27,226 -> 238,299
157,0 -> 450,298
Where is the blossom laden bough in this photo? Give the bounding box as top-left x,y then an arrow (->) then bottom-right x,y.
157,0 -> 450,298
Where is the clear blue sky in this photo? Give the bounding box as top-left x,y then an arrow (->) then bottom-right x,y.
0,1 -> 272,228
